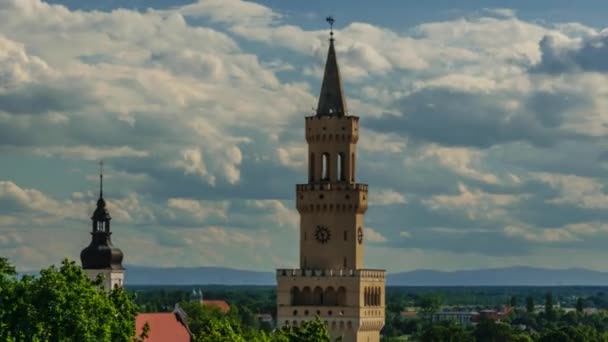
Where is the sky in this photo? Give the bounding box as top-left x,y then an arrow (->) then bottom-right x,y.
1,0 -> 608,273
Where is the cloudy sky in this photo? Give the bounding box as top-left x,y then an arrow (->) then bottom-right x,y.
1,0 -> 608,273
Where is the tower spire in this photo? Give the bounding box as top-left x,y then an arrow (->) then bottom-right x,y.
99,160 -> 104,199
316,16 -> 347,117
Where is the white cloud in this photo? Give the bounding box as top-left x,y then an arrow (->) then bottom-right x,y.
408,145 -> 499,184
365,227 -> 387,243
534,172 -> 608,209
167,198 -> 229,222
424,183 -> 521,220
368,188 -> 407,206
504,223 -> 608,243
34,145 -> 149,160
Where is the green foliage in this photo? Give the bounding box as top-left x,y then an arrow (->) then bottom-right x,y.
417,295 -> 441,324
526,296 -> 534,314
545,292 -> 555,319
179,300 -> 333,342
576,297 -> 584,313
419,320 -> 472,342
0,258 -> 140,342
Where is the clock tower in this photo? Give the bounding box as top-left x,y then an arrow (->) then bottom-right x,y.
276,18 -> 385,342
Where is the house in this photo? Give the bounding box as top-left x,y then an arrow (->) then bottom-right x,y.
201,299 -> 230,313
256,313 -> 275,327
136,304 -> 192,342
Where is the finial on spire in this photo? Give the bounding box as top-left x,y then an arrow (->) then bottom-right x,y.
98,160 -> 104,199
326,16 -> 335,40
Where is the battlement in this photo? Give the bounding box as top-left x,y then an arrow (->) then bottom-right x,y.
296,183 -> 368,192
305,115 -> 359,144
277,268 -> 385,280
296,183 -> 368,213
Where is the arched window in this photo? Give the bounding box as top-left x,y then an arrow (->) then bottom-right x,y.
337,153 -> 345,181
322,153 -> 330,181
313,286 -> 324,305
337,287 -> 346,306
309,153 -> 315,182
325,287 -> 337,306
291,287 -> 301,305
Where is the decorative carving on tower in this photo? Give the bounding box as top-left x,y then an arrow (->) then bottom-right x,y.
80,161 -> 125,292
276,17 -> 386,342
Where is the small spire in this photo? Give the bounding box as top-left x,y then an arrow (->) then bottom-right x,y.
98,160 -> 104,199
316,16 -> 347,117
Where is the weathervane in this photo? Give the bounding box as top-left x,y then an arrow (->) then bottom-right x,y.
326,16 -> 335,39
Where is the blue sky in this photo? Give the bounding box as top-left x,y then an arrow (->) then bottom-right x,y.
1,0 -> 608,273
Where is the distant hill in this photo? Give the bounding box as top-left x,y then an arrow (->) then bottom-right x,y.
387,267 -> 608,286
121,265 -> 608,286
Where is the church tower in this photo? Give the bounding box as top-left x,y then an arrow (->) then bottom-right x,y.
276,18 -> 385,342
80,163 -> 125,292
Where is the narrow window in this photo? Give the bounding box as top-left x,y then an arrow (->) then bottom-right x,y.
343,257 -> 347,268
337,153 -> 345,181
322,153 -> 330,181
351,153 -> 356,182
309,153 -> 315,182
344,230 -> 347,241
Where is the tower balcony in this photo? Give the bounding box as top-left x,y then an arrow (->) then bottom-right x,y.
296,183 -> 368,213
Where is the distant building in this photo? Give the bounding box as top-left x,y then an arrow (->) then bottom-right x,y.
202,299 -> 230,313
80,164 -> 124,292
136,304 -> 192,342
433,311 -> 479,326
256,313 -> 275,327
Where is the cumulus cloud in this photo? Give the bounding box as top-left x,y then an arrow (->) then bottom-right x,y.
533,30 -> 608,73
2,0 -> 608,271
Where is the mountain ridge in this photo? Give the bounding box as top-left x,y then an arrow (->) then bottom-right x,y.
117,265 -> 608,286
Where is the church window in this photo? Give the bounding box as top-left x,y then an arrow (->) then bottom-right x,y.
344,230 -> 347,241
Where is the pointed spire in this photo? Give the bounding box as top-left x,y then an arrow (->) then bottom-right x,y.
316,16 -> 347,117
99,160 -> 104,199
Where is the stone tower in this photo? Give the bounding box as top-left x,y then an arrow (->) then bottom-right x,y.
276,19 -> 386,342
80,163 -> 125,292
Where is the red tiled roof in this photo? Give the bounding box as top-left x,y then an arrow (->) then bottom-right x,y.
136,313 -> 190,342
202,300 -> 230,313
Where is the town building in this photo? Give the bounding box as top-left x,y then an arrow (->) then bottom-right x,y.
80,164 -> 125,292
275,18 -> 386,342
136,304 -> 192,342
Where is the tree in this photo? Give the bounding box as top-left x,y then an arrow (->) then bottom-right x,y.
545,292 -> 555,319
510,296 -> 518,308
525,296 -> 534,314
419,320 -> 472,342
418,295 -> 441,324
576,297 -> 584,314
275,317 -> 333,342
0,258 -> 141,342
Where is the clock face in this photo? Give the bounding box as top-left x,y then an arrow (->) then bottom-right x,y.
315,225 -> 331,244
357,227 -> 363,244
